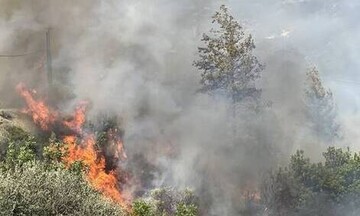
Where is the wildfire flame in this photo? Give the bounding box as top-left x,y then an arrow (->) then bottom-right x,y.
62,101 -> 87,134
16,83 -> 57,130
17,83 -> 129,208
63,134 -> 126,205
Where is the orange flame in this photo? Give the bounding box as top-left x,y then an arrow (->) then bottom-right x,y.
16,83 -> 57,130
63,134 -> 126,206
17,83 -> 129,208
62,101 -> 87,133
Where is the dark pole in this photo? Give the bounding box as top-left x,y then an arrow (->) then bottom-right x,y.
46,29 -> 53,92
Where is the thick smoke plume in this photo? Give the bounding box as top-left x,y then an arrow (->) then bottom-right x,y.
0,0 -> 357,215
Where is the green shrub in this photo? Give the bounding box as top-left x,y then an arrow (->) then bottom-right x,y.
0,162 -> 124,216
1,137 -> 36,171
132,199 -> 155,216
5,125 -> 29,141
175,203 -> 198,216
132,188 -> 199,216
43,133 -> 65,163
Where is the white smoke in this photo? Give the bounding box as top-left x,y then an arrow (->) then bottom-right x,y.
0,0 -> 358,215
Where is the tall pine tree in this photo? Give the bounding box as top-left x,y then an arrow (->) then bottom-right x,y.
304,67 -> 341,143
194,5 -> 263,103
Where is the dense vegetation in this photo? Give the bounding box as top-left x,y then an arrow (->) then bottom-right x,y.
0,162 -> 124,215
262,148 -> 360,216
0,125 -> 198,216
3,127 -> 360,215
0,127 -> 124,215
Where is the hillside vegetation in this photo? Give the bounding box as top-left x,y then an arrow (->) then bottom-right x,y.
0,109 -> 198,216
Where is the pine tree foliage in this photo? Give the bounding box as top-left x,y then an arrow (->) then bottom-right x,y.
194,5 -> 263,102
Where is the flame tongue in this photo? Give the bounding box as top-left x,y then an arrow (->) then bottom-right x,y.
17,83 -> 129,208
63,101 -> 87,134
16,83 -> 57,130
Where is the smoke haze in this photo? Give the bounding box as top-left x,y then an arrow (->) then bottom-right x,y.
0,0 -> 358,215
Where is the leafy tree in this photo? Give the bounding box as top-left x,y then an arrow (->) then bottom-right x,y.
304,67 -> 341,143
262,147 -> 360,215
194,5 -> 263,103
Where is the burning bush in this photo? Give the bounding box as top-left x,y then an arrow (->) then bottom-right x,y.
16,83 -> 131,208
0,123 -> 199,215
0,125 -> 125,215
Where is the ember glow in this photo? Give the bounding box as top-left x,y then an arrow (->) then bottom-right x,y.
17,83 -> 129,208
